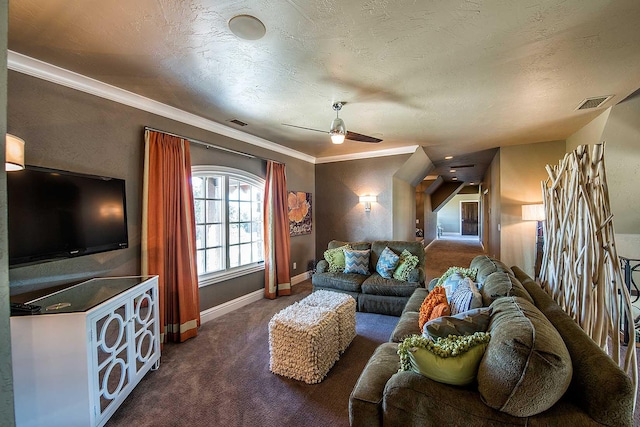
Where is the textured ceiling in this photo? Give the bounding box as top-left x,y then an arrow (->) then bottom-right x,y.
8,0 -> 640,183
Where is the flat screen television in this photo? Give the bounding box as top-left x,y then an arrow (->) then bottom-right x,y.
7,165 -> 129,267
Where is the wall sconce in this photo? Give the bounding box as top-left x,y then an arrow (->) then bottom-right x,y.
359,195 -> 377,212
6,134 -> 25,171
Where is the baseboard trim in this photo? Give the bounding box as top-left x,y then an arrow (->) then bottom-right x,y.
200,270 -> 312,324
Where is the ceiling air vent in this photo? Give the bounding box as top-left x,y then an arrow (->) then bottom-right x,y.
229,119 -> 248,126
576,95 -> 613,110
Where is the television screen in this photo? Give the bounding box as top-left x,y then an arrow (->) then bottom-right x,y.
7,165 -> 128,267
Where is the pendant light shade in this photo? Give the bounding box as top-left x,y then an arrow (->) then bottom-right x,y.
329,117 -> 346,144
6,134 -> 25,171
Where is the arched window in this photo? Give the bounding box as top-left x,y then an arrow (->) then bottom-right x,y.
192,166 -> 265,286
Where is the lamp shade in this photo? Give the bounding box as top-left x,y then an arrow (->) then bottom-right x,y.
329,117 -> 346,144
359,195 -> 377,203
6,134 -> 25,171
522,204 -> 545,221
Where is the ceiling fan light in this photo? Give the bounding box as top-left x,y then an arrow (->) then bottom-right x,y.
330,117 -> 346,144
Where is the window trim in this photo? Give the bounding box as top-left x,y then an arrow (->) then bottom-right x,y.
192,165 -> 265,287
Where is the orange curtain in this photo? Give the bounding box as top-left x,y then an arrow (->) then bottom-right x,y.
263,161 -> 291,299
142,130 -> 200,342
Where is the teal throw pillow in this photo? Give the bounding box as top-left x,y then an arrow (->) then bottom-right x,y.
423,306 -> 492,340
376,246 -> 400,278
343,249 -> 370,275
449,277 -> 483,315
324,244 -> 351,273
393,249 -> 419,281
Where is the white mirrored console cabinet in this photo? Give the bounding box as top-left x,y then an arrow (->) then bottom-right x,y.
10,275 -> 160,427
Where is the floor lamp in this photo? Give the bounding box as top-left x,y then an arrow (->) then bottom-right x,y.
522,204 -> 545,279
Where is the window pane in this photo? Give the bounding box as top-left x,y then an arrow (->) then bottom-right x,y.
252,242 -> 263,262
240,201 -> 251,221
206,176 -> 222,199
240,222 -> 251,243
229,245 -> 240,268
206,200 -> 221,223
206,224 -> 222,247
252,201 -> 262,221
240,243 -> 252,265
197,249 -> 205,274
192,177 -> 203,198
229,179 -> 239,201
252,222 -> 263,241
239,183 -> 251,201
194,199 -> 205,224
229,201 -> 239,222
206,248 -> 223,273
252,187 -> 262,202
229,223 -> 239,245
196,225 -> 205,249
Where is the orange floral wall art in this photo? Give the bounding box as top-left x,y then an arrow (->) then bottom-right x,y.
288,191 -> 312,236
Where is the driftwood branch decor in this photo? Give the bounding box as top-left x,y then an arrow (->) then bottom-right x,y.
540,143 -> 637,397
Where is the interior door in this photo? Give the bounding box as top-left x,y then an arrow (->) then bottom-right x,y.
461,202 -> 479,235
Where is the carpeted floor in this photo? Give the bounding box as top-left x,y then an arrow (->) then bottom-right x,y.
423,236 -> 484,283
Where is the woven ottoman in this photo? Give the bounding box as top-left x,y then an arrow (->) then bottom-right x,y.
300,290 -> 356,353
268,302 -> 340,384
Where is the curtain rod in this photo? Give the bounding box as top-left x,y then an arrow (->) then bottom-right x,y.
144,126 -> 284,165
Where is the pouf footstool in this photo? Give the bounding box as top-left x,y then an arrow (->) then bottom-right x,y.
300,290 -> 356,353
268,303 -> 340,384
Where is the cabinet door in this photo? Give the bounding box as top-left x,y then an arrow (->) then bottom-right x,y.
89,297 -> 133,426
131,278 -> 161,384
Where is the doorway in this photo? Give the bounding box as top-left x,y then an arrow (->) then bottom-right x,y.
460,201 -> 479,236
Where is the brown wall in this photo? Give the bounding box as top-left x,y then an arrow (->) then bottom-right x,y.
314,155 -> 410,257
7,71 -> 315,310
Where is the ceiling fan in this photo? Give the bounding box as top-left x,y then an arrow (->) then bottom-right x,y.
282,102 -> 382,144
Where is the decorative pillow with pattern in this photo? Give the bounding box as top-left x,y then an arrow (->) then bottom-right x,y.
418,286 -> 448,330
376,246 -> 401,279
323,244 -> 351,273
423,306 -> 492,340
343,249 -> 370,275
449,277 -> 483,315
393,249 -> 420,281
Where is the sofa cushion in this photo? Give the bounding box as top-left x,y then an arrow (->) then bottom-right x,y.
402,288 -> 428,314
480,271 -> 533,306
477,296 -> 572,417
376,246 -> 401,278
392,249 -> 420,281
449,278 -> 482,315
469,255 -> 513,285
423,306 -> 492,340
311,272 -> 367,293
324,244 -> 351,273
418,286 -> 448,330
361,274 -> 419,297
371,240 -> 425,281
390,312 -> 421,342
343,249 -> 370,274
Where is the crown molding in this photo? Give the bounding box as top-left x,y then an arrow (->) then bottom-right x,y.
7,50 -> 316,164
315,145 -> 419,164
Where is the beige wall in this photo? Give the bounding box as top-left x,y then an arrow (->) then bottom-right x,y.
438,193 -> 480,234
499,140 -> 566,276
314,155 -> 411,256
483,151 -> 501,258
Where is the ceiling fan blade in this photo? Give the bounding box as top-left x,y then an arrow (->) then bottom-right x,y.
346,131 -> 382,143
282,123 -> 327,134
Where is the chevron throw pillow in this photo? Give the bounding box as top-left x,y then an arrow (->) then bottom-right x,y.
449,277 -> 483,315
376,246 -> 400,278
343,249 -> 370,275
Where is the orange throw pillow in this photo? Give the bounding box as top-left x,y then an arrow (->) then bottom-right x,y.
429,301 -> 451,322
419,286 -> 448,330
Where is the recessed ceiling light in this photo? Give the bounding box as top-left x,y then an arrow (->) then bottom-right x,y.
228,15 -> 266,40
470,182 -> 475,185
449,169 -> 456,173
452,177 -> 458,181
445,156 -> 453,160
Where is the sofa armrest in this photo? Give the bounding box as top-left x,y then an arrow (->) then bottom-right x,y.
316,259 -> 328,273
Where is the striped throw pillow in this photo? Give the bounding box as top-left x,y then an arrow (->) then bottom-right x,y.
376,246 -> 400,278
343,249 -> 370,275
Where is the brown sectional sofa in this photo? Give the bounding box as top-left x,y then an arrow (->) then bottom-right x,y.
312,240 -> 426,316
349,255 -> 634,426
